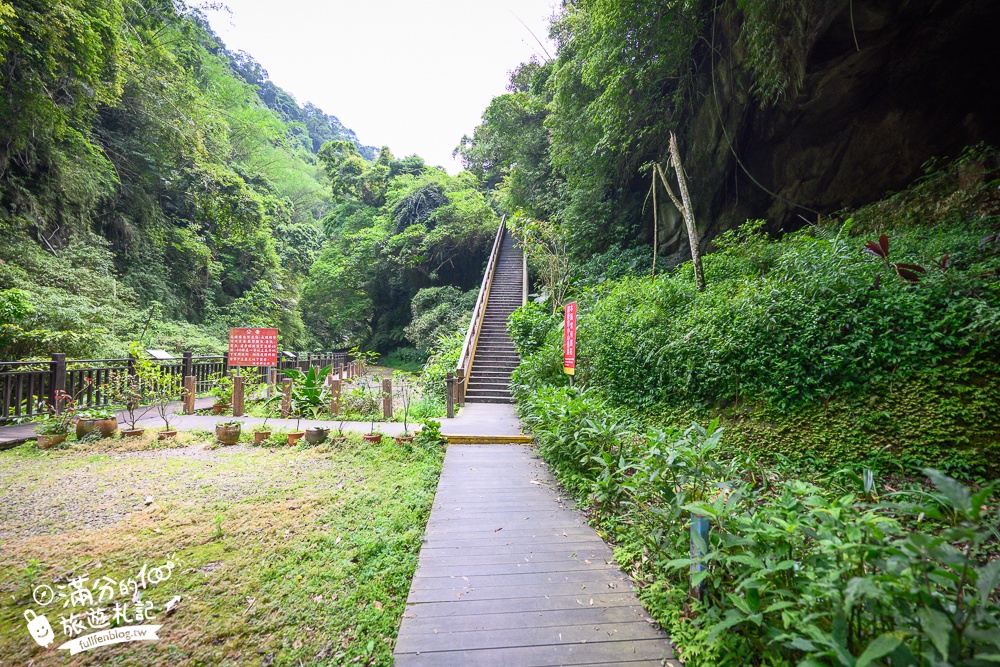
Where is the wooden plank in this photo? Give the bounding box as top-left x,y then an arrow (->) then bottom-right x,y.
395,620 -> 669,654
394,639 -> 676,666
424,526 -> 598,538
406,579 -> 635,604
398,604 -> 652,633
409,568 -> 626,591
414,559 -> 616,578
394,444 -> 677,665
420,540 -> 611,559
420,551 -> 611,567
400,591 -> 644,617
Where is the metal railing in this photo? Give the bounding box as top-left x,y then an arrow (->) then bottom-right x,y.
456,216 -> 507,403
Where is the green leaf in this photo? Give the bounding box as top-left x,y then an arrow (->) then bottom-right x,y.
921,468 -> 971,516
763,600 -> 797,613
918,607 -> 952,659
856,632 -> 903,667
707,609 -> 746,642
787,636 -> 817,652
976,559 -> 1000,608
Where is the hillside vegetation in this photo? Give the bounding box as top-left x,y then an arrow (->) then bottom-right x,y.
0,1 -> 490,361
505,144 -> 1000,667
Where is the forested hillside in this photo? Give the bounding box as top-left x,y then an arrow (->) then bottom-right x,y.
459,0 -> 1000,262
0,0 -> 493,361
461,3 -> 1000,665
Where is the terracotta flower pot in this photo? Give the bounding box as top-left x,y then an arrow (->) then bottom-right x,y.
253,430 -> 272,444
158,430 -> 177,441
212,403 -> 229,415
121,428 -> 145,439
76,417 -> 118,439
304,427 -> 329,445
287,431 -> 305,445
330,436 -> 348,445
394,435 -> 415,445
362,434 -> 382,444
215,424 -> 241,446
36,434 -> 67,449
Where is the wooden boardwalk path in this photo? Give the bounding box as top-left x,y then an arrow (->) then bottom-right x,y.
395,444 -> 679,666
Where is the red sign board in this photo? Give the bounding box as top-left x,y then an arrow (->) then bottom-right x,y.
228,328 -> 278,366
563,302 -> 577,375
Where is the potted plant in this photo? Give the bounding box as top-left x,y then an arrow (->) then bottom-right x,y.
283,365 -> 332,445
299,405 -> 329,445
331,413 -> 349,444
362,380 -> 382,442
304,423 -> 330,445
76,407 -> 119,439
393,371 -> 415,445
150,369 -> 183,440
208,372 -> 234,414
287,408 -> 306,445
215,420 -> 242,445
253,417 -> 273,444
252,394 -> 280,443
104,365 -> 152,438
350,348 -> 384,442
33,389 -> 77,449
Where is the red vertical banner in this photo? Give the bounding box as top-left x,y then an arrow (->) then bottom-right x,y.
563,302 -> 577,375
228,328 -> 279,366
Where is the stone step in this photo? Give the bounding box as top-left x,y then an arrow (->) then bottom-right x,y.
464,396 -> 514,404
470,373 -> 512,381
469,386 -> 513,393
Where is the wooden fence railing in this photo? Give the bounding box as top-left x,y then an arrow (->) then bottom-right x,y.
0,350 -> 350,420
456,216 -> 506,406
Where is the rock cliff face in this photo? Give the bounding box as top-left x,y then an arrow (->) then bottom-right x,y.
659,0 -> 1000,262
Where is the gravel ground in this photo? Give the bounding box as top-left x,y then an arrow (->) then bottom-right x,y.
0,443 -> 346,541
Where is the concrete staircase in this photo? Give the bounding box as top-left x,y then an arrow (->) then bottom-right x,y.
464,231 -> 523,404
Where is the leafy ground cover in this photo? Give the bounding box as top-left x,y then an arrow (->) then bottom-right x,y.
505,150 -> 1000,665
510,148 -> 1000,476
0,433 -> 444,666
515,385 -> 1000,666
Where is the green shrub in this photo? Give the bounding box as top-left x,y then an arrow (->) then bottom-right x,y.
381,346 -> 427,373
404,286 -> 476,353
419,330 -> 464,402
507,301 -> 558,357
516,385 -> 1000,667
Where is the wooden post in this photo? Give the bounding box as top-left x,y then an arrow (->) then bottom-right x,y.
446,372 -> 455,419
182,351 -> 193,379
232,375 -> 244,417
183,376 -> 196,415
281,379 -> 292,418
337,363 -> 344,382
330,379 -> 341,416
222,351 -> 229,372
50,353 -> 66,412
456,369 -> 465,406
382,377 -> 392,420
267,368 -> 277,398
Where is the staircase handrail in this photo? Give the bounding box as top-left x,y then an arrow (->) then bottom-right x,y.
456,215 -> 506,400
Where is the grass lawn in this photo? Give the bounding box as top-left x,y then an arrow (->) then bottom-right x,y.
0,432 -> 444,666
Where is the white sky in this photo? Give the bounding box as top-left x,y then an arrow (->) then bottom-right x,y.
201,1 -> 558,173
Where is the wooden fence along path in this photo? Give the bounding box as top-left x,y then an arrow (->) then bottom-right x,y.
0,350 -> 349,420
395,444 -> 679,666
